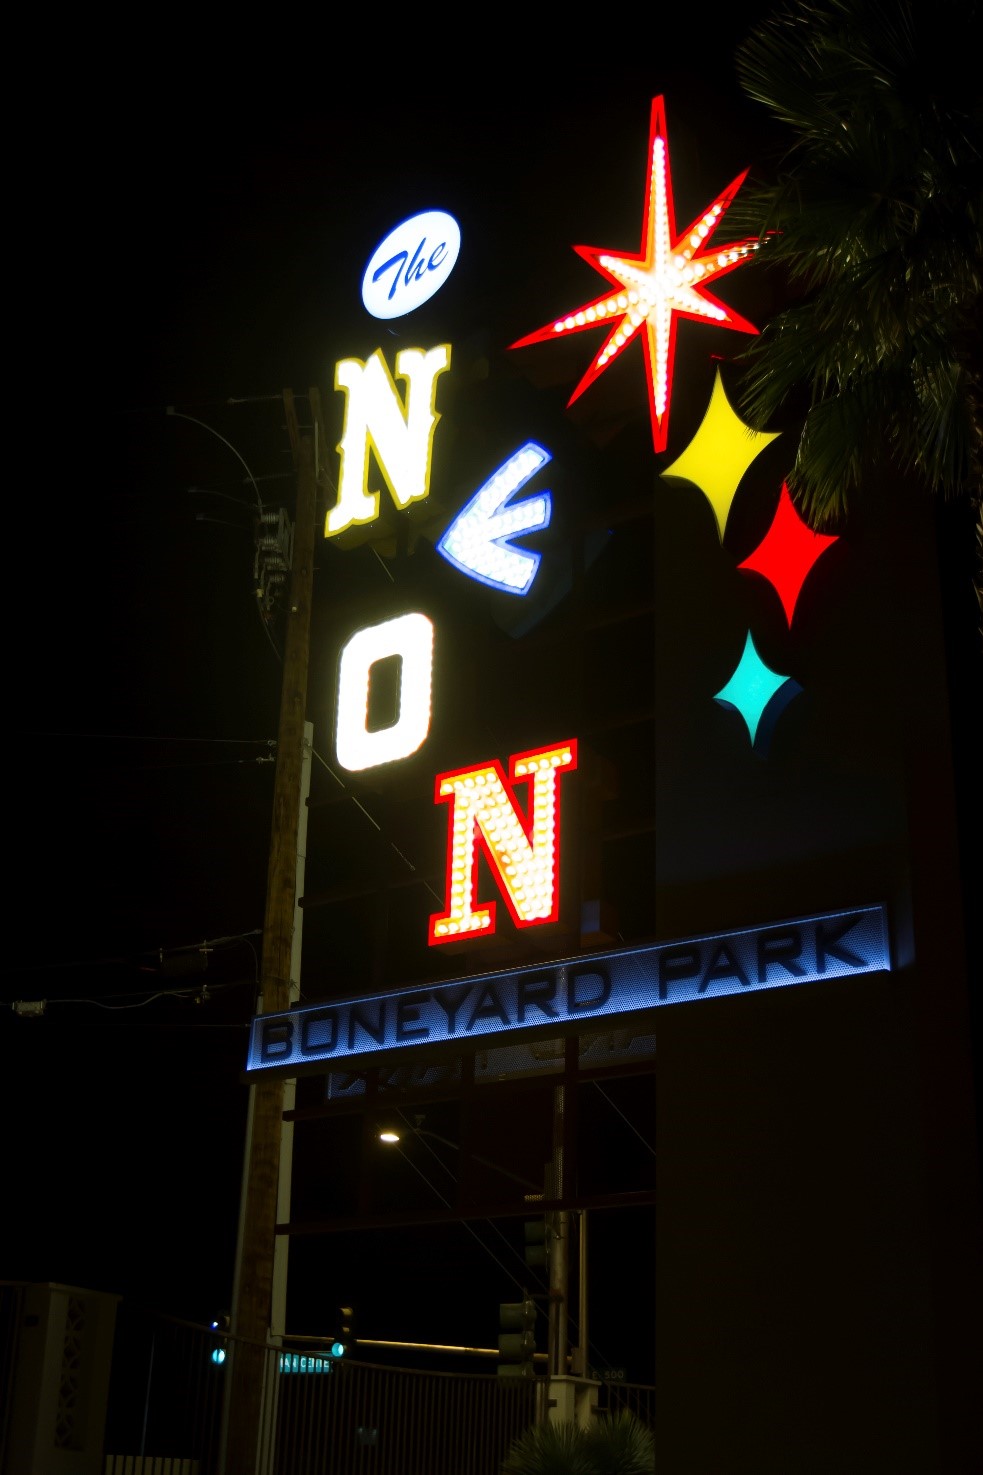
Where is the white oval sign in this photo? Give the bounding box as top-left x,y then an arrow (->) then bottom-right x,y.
361,209 -> 461,320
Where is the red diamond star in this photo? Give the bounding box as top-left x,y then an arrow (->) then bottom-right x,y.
739,483 -> 840,624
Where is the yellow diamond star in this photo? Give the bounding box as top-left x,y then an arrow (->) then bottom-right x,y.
662,368 -> 781,540
511,97 -> 761,454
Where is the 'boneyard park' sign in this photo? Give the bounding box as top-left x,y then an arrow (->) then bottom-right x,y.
246,906 -> 890,1077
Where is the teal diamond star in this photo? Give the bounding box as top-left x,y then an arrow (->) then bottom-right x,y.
714,632 -> 798,747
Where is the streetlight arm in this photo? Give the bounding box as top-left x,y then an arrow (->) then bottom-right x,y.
413,1128 -> 542,1193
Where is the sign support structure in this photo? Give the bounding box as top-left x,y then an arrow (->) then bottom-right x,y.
222,397 -> 318,1475
271,719 -> 313,1340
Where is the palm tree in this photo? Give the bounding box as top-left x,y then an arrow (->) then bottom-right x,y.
500,1411 -> 655,1474
501,1420 -> 595,1475
581,1410 -> 656,1474
720,0 -> 982,628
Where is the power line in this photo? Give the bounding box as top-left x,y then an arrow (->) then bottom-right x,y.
26,731 -> 277,747
310,745 -> 441,903
592,1081 -> 656,1158
165,408 -> 264,514
6,930 -> 262,982
387,1114 -> 621,1375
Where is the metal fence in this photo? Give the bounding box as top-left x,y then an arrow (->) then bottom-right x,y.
595,1375 -> 656,1429
0,1284 -> 22,1474
102,1303 -> 539,1475
271,1353 -> 540,1475
102,1305 -> 228,1474
2,1286 -> 652,1475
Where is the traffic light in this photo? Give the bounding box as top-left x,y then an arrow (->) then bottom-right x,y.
524,1218 -> 549,1270
336,1305 -> 355,1357
498,1299 -> 536,1378
209,1312 -> 230,1366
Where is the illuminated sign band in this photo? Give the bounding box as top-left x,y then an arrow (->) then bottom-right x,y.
361,210 -> 461,320
510,96 -> 760,454
430,739 -> 578,944
246,905 -> 890,1076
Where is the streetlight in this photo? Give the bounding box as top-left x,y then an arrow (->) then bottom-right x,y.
376,1121 -> 542,1193
374,1115 -> 581,1392
374,1117 -> 590,1396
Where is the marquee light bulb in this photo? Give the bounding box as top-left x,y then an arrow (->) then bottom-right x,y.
511,97 -> 761,454
430,740 -> 578,944
437,442 -> 552,595
335,612 -> 434,772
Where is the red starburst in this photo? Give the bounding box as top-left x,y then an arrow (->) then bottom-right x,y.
511,97 -> 761,453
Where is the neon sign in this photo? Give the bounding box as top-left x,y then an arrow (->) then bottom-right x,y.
738,484 -> 840,624
326,345 -> 450,540
660,372 -> 840,745
661,368 -> 780,540
714,632 -> 801,750
335,612 -> 434,772
246,906 -> 891,1075
315,97 -> 846,975
429,740 -> 578,944
361,209 -> 461,320
510,96 -> 760,454
436,442 -> 553,594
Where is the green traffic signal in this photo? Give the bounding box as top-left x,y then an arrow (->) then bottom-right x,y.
523,1218 -> 549,1269
498,1299 -> 536,1379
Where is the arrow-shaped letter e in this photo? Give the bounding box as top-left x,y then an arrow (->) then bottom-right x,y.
429,739 -> 578,945
326,344 -> 451,539
437,442 -> 552,594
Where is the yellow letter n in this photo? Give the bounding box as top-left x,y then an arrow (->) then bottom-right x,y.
429,739 -> 578,946
326,344 -> 451,540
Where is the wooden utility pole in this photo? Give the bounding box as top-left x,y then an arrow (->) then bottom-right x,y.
224,395 -> 317,1474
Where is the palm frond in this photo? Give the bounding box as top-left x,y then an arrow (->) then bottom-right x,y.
718,0 -> 982,542
582,1410 -> 656,1474
500,1413 -> 656,1475
501,1420 -> 595,1475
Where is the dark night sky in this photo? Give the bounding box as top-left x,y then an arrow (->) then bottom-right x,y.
6,17 -> 980,1386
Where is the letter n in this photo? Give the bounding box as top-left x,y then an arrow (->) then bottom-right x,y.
429,739 -> 578,945
326,345 -> 451,539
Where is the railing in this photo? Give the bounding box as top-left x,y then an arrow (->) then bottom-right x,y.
102,1308 -> 228,1474
595,1375 -> 656,1428
0,1283 -> 24,1474
101,1303 -> 539,1475
272,1354 -> 538,1475
1,1286 -> 652,1475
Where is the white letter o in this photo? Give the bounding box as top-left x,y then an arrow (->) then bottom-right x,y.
335,612 -> 434,772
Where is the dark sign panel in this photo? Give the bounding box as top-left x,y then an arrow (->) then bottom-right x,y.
248,905 -> 889,1076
